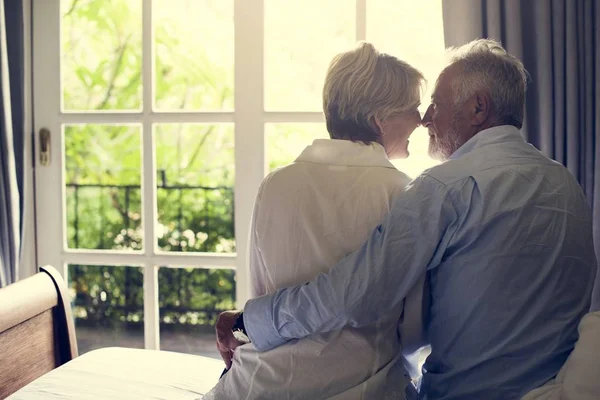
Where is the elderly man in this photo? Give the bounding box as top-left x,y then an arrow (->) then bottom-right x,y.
216,39 -> 597,399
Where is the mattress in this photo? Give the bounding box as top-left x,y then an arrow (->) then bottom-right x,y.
8,347 -> 223,399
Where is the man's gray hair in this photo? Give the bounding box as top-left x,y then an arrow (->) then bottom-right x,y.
448,39 -> 528,129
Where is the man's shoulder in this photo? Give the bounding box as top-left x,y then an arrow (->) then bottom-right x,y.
415,161 -> 471,189
414,148 -> 583,216
420,144 -> 564,187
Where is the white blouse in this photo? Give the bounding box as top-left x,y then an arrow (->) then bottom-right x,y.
208,139 -> 415,399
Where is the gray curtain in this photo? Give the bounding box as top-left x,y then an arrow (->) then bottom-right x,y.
442,0 -> 600,311
0,0 -> 23,288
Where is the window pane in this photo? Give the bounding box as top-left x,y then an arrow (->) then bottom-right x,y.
153,0 -> 234,111
65,124 -> 142,251
61,0 -> 142,111
155,124 -> 234,253
367,0 -> 445,98
264,0 -> 355,111
265,123 -> 328,172
159,266 -> 235,358
367,0 -> 445,177
69,264 -> 144,354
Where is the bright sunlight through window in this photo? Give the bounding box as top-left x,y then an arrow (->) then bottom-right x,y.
52,0 -> 445,355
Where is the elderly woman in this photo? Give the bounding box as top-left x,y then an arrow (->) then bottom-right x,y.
207,42 -> 424,399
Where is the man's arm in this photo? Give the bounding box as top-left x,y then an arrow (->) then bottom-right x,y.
244,175 -> 459,351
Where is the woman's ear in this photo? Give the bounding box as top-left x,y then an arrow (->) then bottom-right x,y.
373,115 -> 386,135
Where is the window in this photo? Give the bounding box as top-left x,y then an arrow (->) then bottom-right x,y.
33,0 -> 444,357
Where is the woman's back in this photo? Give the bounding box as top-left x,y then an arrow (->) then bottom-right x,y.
251,140 -> 409,294
213,139 -> 412,399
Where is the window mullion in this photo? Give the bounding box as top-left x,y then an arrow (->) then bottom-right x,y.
356,0 -> 367,41
233,0 -> 265,307
141,0 -> 159,350
143,264 -> 160,349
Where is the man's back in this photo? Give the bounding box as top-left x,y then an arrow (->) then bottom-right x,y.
241,126 -> 597,400
421,126 -> 596,399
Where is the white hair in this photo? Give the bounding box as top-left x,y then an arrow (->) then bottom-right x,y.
447,39 -> 528,128
323,41 -> 424,143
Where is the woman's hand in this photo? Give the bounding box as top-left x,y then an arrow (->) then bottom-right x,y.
215,310 -> 245,369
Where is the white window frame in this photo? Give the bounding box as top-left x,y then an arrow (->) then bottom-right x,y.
32,0 -> 368,350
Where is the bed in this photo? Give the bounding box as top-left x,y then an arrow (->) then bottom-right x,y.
0,265 -> 78,398
7,347 -> 223,399
1,265 -> 222,399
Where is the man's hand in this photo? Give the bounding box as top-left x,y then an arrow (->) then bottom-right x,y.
215,310 -> 245,369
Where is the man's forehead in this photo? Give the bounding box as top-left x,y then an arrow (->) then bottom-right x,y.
431,76 -> 448,101
432,65 -> 460,100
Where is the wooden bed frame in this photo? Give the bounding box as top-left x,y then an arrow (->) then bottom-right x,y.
0,265 -> 78,398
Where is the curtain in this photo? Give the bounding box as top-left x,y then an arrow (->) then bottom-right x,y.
0,0 -> 24,287
442,0 -> 600,311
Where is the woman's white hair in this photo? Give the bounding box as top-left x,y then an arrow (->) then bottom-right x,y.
323,42 -> 424,143
447,38 -> 529,129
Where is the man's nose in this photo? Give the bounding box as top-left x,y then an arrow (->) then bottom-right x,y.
421,105 -> 434,127
416,110 -> 423,127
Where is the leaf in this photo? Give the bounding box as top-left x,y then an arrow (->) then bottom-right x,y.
75,66 -> 94,88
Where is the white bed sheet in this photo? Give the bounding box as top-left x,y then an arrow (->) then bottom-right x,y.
8,347 -> 223,400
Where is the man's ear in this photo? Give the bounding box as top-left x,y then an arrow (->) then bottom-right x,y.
472,91 -> 491,126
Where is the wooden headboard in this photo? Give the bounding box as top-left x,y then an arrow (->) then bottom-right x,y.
0,265 -> 78,398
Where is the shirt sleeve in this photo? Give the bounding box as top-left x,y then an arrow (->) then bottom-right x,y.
244,175 -> 459,351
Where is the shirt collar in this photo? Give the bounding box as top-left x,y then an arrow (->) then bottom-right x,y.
449,125 -> 525,160
295,139 -> 397,169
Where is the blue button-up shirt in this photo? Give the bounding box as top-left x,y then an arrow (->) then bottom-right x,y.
244,125 -> 597,400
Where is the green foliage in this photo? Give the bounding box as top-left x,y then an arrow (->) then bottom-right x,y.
62,0 -> 142,110
266,123 -> 329,172
70,265 -> 145,326
60,0 -> 359,332
159,267 -> 236,327
69,264 -> 235,329
62,0 -> 236,330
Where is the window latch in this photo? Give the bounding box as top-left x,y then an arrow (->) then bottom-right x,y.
39,127 -> 51,167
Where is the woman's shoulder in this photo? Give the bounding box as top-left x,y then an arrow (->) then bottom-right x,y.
257,163 -> 308,195
261,162 -> 412,193
262,163 -> 303,184
373,167 -> 413,187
